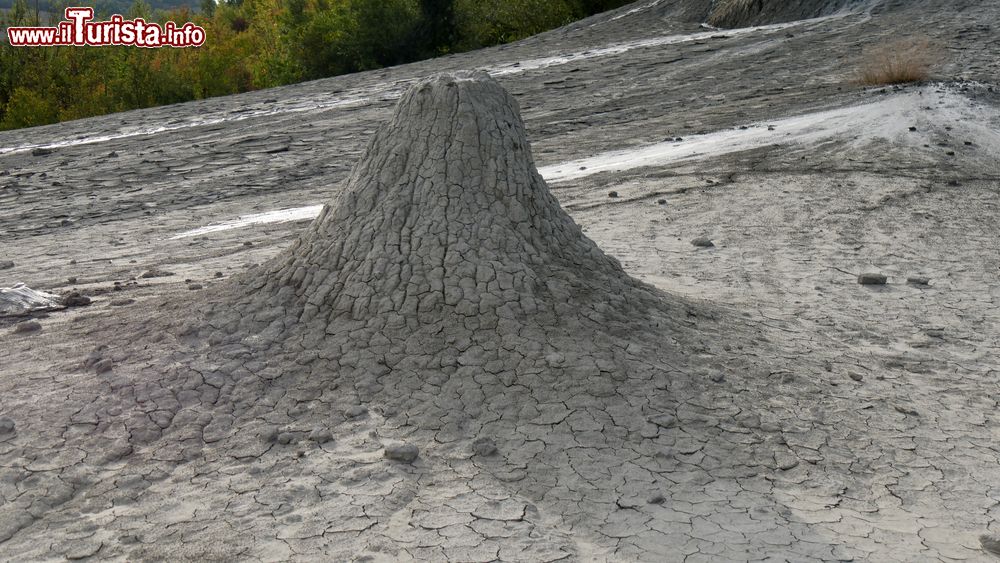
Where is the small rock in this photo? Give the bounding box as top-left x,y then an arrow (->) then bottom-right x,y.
62,292 -> 91,307
140,269 -> 174,279
657,199 -> 667,205
93,359 -> 114,374
308,428 -> 333,444
0,417 -> 15,434
848,372 -> 864,382
767,125 -> 775,131
925,329 -> 945,338
109,298 -> 135,306
965,141 -> 974,146
276,432 -> 295,445
471,437 -> 498,456
608,191 -> 619,198
0,261 -> 13,270
691,237 -> 714,248
67,277 -> 78,284
947,180 -> 960,186
647,494 -> 665,505
108,151 -> 119,157
31,147 -> 53,156
345,406 -> 368,419
214,272 -> 224,278
894,405 -> 919,417
385,444 -> 419,463
709,373 -> 724,383
906,276 -> 930,285
946,151 -> 955,156
858,273 -> 887,285
187,284 -> 203,290
13,320 -> 41,334
243,241 -> 253,247
908,126 -> 917,131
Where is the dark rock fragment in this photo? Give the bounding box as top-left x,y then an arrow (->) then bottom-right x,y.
858,273 -> 887,285
385,444 -> 419,463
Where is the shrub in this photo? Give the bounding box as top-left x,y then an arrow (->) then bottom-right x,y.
856,36 -> 940,86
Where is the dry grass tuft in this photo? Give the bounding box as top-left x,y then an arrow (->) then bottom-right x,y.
856,36 -> 941,86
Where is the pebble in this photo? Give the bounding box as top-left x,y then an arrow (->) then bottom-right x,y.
848,372 -> 864,382
345,405 -> 368,419
709,373 -> 725,383
691,237 -> 715,248
276,432 -> 296,445
13,320 -> 42,334
907,276 -> 930,285
471,437 -> 498,456
67,277 -> 78,284
0,260 -> 13,269
0,417 -> 14,434
608,191 -> 619,198
647,494 -> 665,505
657,199 -> 667,205
31,147 -> 53,156
93,359 -> 114,374
188,284 -> 203,290
908,126 -> 917,131
110,298 -> 135,306
62,292 -> 91,307
140,269 -> 174,279
858,273 -> 887,285
308,427 -> 333,444
385,444 -> 419,463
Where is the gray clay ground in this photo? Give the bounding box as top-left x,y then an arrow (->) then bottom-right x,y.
2,0 -> 1000,561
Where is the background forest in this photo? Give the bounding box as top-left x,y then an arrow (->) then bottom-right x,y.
0,0 -> 632,130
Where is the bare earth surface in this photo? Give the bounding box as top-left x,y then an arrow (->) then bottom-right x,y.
2,0 -> 1000,561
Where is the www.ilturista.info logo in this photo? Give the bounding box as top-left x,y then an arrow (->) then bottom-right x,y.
7,7 -> 206,47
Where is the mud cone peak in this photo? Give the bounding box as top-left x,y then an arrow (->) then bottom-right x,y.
249,72 -> 647,329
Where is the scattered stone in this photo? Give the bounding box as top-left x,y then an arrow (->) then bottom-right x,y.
965,140 -> 974,146
647,494 -> 665,505
907,276 -> 930,285
471,437 -> 498,456
674,137 -> 683,141
908,126 -> 917,131
276,432 -> 296,445
110,298 -> 135,306
691,237 -> 715,248
13,320 -> 41,334
858,273 -> 887,285
308,428 -> 333,444
384,444 -> 419,463
0,261 -> 13,270
848,372 -> 864,382
657,199 -> 667,205
62,292 -> 91,307
93,359 -> 114,374
709,373 -> 725,383
67,277 -> 78,285
214,272 -> 224,278
243,241 -> 253,247
345,406 -> 368,419
767,125 -> 775,131
946,150 -> 955,156
608,191 -> 619,198
31,147 -> 53,156
947,180 -> 960,186
0,417 -> 14,434
894,405 -> 919,417
108,151 -> 119,157
140,268 -> 174,279
925,328 -> 945,338
187,283 -> 203,290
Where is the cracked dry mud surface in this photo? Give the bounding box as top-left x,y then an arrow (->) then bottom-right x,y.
2,0 -> 1000,561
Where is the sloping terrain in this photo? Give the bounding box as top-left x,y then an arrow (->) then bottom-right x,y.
2,0 -> 1000,561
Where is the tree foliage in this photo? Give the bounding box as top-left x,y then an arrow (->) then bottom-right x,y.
0,0 -> 633,130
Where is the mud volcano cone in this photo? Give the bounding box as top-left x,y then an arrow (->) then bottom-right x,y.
235,71 -> 666,344
206,71 -> 702,428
